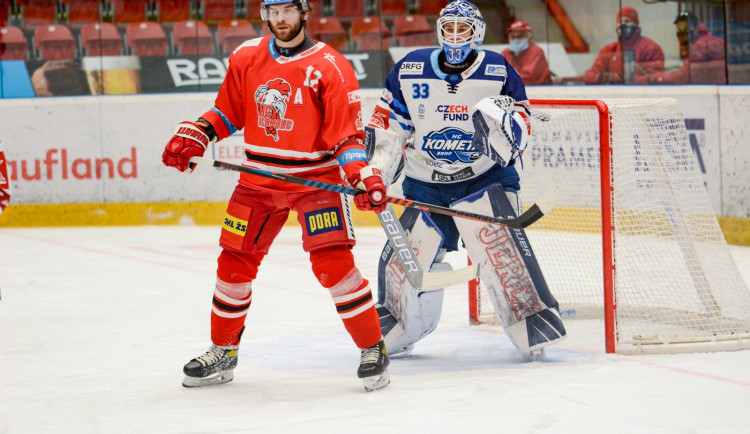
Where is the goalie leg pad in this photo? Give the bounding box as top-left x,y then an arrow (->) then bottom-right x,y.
452,184 -> 566,351
377,208 -> 446,354
505,306 -> 566,353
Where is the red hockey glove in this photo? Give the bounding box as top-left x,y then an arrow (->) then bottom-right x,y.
351,166 -> 387,214
162,121 -> 209,172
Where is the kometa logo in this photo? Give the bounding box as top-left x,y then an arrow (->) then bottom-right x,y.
421,127 -> 479,164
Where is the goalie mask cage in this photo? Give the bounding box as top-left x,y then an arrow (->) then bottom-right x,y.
468,98 -> 750,354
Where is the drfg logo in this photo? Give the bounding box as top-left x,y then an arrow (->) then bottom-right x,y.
399,62 -> 424,76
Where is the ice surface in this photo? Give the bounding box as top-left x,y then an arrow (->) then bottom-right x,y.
1,226 -> 749,433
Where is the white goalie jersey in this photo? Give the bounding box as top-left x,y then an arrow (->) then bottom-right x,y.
369,48 -> 530,185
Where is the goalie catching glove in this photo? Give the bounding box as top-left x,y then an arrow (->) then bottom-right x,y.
350,166 -> 387,213
470,96 -> 530,167
162,121 -> 211,172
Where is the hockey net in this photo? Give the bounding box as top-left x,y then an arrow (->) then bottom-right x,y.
468,98 -> 750,354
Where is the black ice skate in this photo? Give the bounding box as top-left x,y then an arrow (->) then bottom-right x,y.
182,344 -> 238,388
357,340 -> 390,392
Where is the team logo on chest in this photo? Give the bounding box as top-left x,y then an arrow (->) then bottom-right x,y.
422,127 -> 479,164
255,78 -> 295,141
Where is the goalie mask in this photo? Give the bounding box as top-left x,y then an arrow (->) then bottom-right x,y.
437,0 -> 486,64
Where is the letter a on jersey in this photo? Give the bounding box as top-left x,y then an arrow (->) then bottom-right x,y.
254,78 -> 295,141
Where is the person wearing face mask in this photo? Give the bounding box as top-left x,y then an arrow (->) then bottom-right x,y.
500,20 -> 552,85
640,11 -> 725,84
584,6 -> 664,84
366,0 -> 566,361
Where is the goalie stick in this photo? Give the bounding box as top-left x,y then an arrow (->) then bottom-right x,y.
378,204 -> 478,290
189,157 -> 554,229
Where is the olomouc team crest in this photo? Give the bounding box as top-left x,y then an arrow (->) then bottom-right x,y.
255,78 -> 294,141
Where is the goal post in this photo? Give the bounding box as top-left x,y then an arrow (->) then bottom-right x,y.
468,98 -> 750,354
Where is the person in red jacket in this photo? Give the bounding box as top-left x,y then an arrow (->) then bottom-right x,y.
162,0 -> 390,392
501,20 -> 552,85
641,11 -> 725,84
584,6 -> 664,84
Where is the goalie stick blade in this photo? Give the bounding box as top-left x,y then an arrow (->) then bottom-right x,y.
535,183 -> 559,215
503,183 -> 560,229
419,263 -> 479,290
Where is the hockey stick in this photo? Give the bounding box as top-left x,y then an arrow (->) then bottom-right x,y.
189,157 -> 552,229
378,204 -> 478,290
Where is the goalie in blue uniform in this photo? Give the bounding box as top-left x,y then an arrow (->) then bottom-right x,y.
365,0 -> 566,358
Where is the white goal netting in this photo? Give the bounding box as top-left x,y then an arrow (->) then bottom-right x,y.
475,98 -> 750,354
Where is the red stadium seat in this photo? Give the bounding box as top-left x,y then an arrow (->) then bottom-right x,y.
333,0 -> 364,18
380,0 -> 406,16
351,16 -> 390,50
0,2 -> 8,26
67,0 -> 102,25
0,25 -> 29,61
172,19 -> 214,55
203,0 -> 236,23
393,14 -> 434,46
80,22 -> 123,56
126,21 -> 169,57
114,0 -> 150,24
217,18 -> 258,54
248,1 -> 262,20
17,0 -> 58,28
34,24 -> 76,60
307,0 -> 324,15
307,16 -> 347,52
418,0 -> 447,15
158,0 -> 192,23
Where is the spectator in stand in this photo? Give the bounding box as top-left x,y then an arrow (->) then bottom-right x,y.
640,11 -> 725,84
584,7 -> 664,84
501,20 -> 552,85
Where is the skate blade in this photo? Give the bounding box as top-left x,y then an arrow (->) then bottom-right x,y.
389,344 -> 414,358
530,348 -> 546,361
182,370 -> 234,388
362,370 -> 390,392
523,348 -> 546,362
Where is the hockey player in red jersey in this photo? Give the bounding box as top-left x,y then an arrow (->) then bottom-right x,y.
162,0 -> 390,392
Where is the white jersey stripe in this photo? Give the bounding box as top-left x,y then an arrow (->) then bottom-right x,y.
332,285 -> 372,304
338,299 -> 375,319
213,288 -> 252,306
212,306 -> 250,318
245,143 -> 334,160
243,160 -> 340,174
